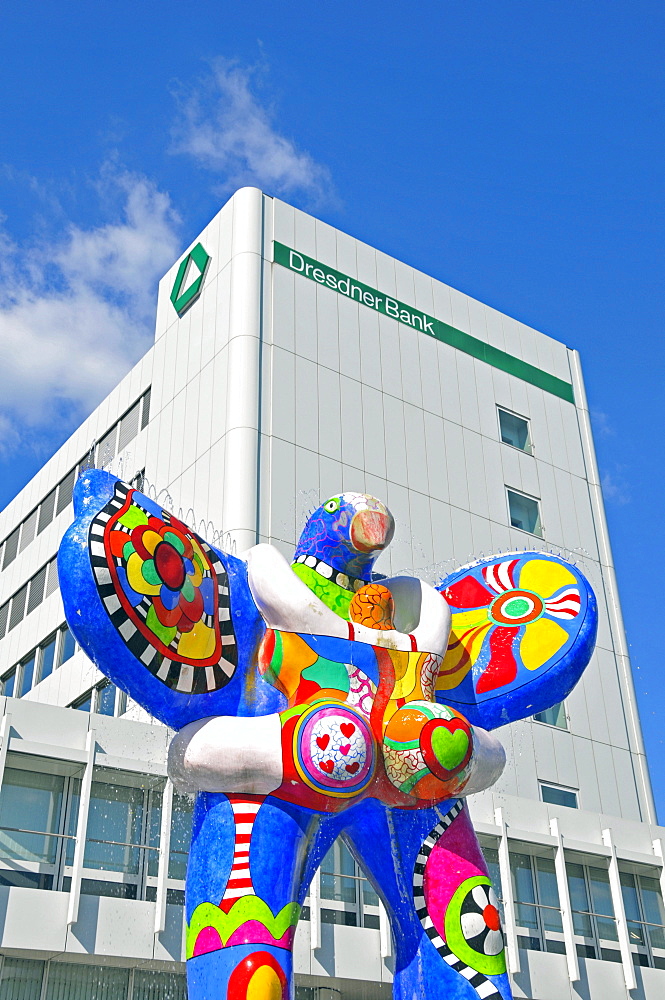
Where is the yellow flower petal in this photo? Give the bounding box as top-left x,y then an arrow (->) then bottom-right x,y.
437,620 -> 492,691
520,617 -> 568,671
126,552 -> 161,595
178,621 -> 217,660
519,559 -> 576,599
141,529 -> 164,556
449,608 -> 491,631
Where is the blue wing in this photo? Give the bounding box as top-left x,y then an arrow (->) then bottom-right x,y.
434,552 -> 597,730
58,470 -> 278,729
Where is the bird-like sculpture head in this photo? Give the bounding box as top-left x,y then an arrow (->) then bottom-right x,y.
293,492 -> 395,589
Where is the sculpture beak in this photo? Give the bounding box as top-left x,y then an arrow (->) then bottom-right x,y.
350,510 -> 395,553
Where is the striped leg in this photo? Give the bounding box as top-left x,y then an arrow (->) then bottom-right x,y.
185,791 -> 337,1000
342,798 -> 513,1000
221,795 -> 262,906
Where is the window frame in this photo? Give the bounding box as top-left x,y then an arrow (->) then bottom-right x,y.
319,837 -> 381,929
506,487 -> 544,537
497,406 -> 533,454
540,781 -> 579,809
533,702 -> 569,729
509,848 -> 566,955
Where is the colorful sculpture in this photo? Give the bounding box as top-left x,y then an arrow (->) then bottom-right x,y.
58,473 -> 597,1000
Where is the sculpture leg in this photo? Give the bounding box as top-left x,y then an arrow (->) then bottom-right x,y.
343,798 -> 512,1000
184,791 -> 340,1000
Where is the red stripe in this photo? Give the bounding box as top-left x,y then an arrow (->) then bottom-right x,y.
226,878 -> 254,889
235,834 -> 252,844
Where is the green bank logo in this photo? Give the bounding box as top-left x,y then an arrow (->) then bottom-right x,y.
274,241 -> 574,404
170,242 -> 211,316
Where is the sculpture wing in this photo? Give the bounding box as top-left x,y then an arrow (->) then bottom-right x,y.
435,552 -> 597,730
58,469 -> 269,729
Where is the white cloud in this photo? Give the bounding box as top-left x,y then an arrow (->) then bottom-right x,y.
602,468 -> 631,506
0,168 -> 180,457
171,59 -> 334,204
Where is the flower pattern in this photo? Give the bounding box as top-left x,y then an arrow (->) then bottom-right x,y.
438,555 -> 584,694
103,490 -> 224,667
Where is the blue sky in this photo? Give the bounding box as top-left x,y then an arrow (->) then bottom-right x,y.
1,3 -> 663,816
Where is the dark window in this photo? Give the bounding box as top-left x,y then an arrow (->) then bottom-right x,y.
59,625 -> 76,665
2,527 -> 19,568
27,566 -> 46,615
118,399 -> 141,452
45,558 -> 59,598
19,510 -> 38,552
80,878 -> 137,899
321,908 -> 357,926
534,703 -> 568,729
71,690 -> 93,712
507,489 -> 542,536
541,783 -> 578,808
8,584 -> 27,631
141,387 -> 151,429
96,680 -> 117,716
56,467 -> 77,515
96,424 -> 118,468
20,654 -> 36,696
37,488 -> 56,534
0,601 -> 8,640
498,408 -> 532,453
39,634 -> 58,683
1,668 -> 16,697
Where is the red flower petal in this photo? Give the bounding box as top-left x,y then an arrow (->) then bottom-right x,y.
178,587 -> 204,624
152,594 -> 182,628
443,575 -> 494,609
475,626 -> 519,693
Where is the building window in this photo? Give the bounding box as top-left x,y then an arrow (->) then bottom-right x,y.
0,387 -> 151,573
534,702 -> 568,729
168,792 -> 193,881
510,851 -> 565,953
567,862 -> 620,961
38,632 -> 58,684
19,653 -> 36,698
0,958 -> 187,1000
0,957 -> 46,997
1,623 -> 78,699
540,783 -> 578,809
320,838 -> 381,928
59,623 -> 77,665
507,489 -> 543,536
0,668 -> 16,698
498,408 -> 532,453
0,766 -> 80,890
81,775 -> 162,899
70,680 -> 125,717
0,766 -> 189,909
131,468 -> 146,492
1,556 -> 60,639
620,870 -> 665,969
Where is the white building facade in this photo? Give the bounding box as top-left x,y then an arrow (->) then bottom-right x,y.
0,187 -> 662,999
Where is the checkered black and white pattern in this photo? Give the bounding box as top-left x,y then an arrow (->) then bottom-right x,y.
89,481 -> 237,694
412,800 -> 503,1000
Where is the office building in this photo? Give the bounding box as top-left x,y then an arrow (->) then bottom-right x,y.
0,187 -> 662,999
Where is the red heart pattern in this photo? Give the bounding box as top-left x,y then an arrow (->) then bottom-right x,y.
340,723 -> 355,737
316,734 -> 330,750
319,759 -> 334,773
345,762 -> 360,774
339,743 -> 351,755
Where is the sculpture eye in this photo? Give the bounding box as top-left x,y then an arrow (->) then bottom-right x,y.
324,497 -> 341,513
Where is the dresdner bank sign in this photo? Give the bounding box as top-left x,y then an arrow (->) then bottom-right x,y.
273,241 -> 574,404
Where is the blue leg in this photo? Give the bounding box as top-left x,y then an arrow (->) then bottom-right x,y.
342,798 -> 513,1000
185,792 -> 342,1000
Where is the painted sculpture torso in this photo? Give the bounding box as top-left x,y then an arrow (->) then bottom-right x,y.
59,477 -> 598,1000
